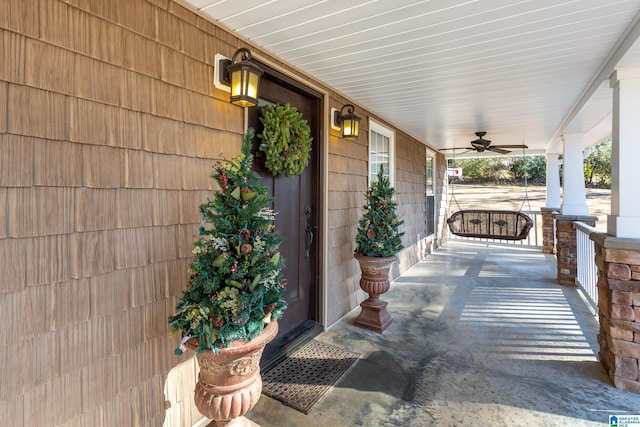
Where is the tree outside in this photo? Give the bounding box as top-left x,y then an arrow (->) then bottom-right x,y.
583,138 -> 612,187
448,138 -> 611,188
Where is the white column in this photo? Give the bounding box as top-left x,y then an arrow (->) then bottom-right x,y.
560,133 -> 589,216
545,152 -> 561,208
608,68 -> 640,238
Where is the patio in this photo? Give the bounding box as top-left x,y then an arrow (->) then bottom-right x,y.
236,241 -> 640,427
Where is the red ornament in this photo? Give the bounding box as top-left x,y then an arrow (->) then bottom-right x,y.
219,168 -> 229,192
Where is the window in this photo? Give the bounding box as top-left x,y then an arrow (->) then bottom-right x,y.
426,155 -> 435,236
369,119 -> 395,185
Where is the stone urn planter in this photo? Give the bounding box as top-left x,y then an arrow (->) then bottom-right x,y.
354,254 -> 397,333
186,320 -> 278,427
168,130 -> 288,425
353,167 -> 404,334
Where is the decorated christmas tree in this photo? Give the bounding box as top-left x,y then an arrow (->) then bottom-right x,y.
169,128 -> 287,354
354,168 -> 405,257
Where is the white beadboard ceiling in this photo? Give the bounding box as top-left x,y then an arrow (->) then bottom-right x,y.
182,0 -> 640,156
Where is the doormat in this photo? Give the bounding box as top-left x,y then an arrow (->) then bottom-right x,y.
261,339 -> 360,414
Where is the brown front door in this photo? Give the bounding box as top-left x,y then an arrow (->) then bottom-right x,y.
247,67 -> 322,337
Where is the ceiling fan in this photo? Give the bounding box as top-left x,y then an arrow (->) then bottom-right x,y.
441,132 -> 528,155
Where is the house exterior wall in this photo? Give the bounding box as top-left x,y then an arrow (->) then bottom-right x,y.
0,0 -> 442,425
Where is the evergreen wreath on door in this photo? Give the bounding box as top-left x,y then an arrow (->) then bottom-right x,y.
258,103 -> 312,177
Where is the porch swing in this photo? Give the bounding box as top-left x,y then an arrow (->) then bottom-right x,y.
445,135 -> 534,241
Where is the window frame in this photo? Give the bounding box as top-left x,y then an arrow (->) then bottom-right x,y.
426,153 -> 436,237
368,119 -> 396,187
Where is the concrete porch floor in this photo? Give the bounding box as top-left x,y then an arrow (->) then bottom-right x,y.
238,241 -> 640,426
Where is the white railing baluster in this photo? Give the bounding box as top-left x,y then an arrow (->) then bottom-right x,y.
574,221 -> 599,312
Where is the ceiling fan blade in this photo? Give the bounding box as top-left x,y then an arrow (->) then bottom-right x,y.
492,144 -> 528,149
487,146 -> 511,154
439,148 -> 474,156
439,147 -> 473,152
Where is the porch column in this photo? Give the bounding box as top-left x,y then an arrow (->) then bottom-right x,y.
560,133 -> 588,216
541,153 -> 561,254
555,134 -> 596,285
545,152 -> 561,209
593,234 -> 640,393
608,68 -> 640,238
594,67 -> 640,394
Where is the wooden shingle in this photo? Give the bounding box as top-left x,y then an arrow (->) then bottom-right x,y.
126,32 -> 161,79
151,79 -> 184,121
76,54 -> 124,106
0,0 -> 40,38
89,15 -> 126,67
53,278 -> 91,331
0,134 -> 33,187
69,230 -> 116,278
149,225 -> 178,263
116,188 -> 154,229
121,149 -> 153,189
0,237 -> 27,293
142,114 -> 180,155
89,269 -> 129,318
34,139 -> 83,187
128,265 -> 150,309
153,153 -> 183,190
83,144 -> 122,189
114,227 -> 149,270
26,38 -> 77,95
181,157 -> 213,190
25,235 -> 70,286
75,188 -> 117,232
153,189 -> 181,226
8,85 -> 70,140
8,187 -> 75,237
0,82 -> 7,131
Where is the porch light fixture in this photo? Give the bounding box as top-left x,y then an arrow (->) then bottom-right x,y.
215,48 -> 263,107
331,104 -> 361,140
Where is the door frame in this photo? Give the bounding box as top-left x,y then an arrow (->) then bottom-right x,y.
246,55 -> 327,328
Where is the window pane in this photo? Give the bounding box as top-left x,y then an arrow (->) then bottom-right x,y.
427,195 -> 435,235
370,130 -> 390,182
426,157 -> 434,194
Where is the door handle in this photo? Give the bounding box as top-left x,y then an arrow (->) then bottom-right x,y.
305,205 -> 314,259
305,227 -> 314,259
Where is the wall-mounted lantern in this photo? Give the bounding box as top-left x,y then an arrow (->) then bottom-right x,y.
331,104 -> 361,140
214,48 -> 263,107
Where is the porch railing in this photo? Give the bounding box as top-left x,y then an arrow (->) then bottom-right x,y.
448,210 -> 542,247
575,221 -> 599,312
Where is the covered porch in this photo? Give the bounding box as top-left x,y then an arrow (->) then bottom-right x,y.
4,1 -> 640,425
241,240 -> 640,426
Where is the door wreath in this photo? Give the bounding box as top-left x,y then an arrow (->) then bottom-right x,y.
257,103 -> 312,177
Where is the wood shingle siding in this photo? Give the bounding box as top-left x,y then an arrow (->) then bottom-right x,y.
0,0 -> 442,425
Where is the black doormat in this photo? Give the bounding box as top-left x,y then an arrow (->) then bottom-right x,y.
261,340 -> 360,414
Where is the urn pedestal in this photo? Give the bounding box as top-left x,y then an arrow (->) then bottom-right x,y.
186,321 -> 278,427
354,254 -> 396,333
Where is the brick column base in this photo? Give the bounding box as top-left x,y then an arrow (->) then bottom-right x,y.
554,214 -> 597,286
592,233 -> 640,393
541,207 -> 559,254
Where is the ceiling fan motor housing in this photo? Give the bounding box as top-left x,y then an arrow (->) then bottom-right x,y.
471,131 -> 491,151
